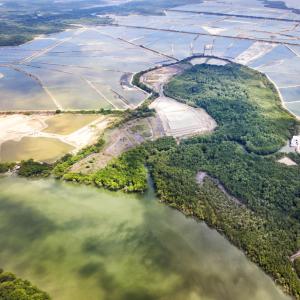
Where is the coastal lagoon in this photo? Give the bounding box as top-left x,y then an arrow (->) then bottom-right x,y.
0,177 -> 291,300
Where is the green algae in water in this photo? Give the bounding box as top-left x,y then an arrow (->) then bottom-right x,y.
0,177 -> 291,300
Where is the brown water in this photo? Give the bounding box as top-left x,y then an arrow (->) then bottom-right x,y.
0,137 -> 74,163
43,114 -> 100,135
0,177 -> 291,300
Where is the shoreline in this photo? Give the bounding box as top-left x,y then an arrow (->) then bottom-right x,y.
130,59 -> 299,299
0,55 -> 299,299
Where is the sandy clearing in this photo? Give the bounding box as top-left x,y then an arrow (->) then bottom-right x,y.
28,115 -> 116,153
140,63 -> 190,94
144,62 -> 217,139
277,156 -> 297,166
0,114 -> 49,146
196,171 -> 207,184
150,96 -> 217,138
190,57 -> 209,65
66,116 -> 115,152
235,42 -> 277,65
290,250 -> 300,262
0,114 -> 115,157
71,116 -> 164,173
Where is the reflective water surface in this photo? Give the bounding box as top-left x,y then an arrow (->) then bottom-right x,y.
0,177 -> 290,300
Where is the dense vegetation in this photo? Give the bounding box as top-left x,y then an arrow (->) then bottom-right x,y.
69,63 -> 299,297
146,138 -> 300,297
145,63 -> 300,298
0,163 -> 15,174
93,148 -> 147,192
296,258 -> 300,278
132,69 -> 159,98
0,269 -> 50,300
53,138 -> 105,178
62,148 -> 147,192
53,136 -> 147,192
165,63 -> 297,154
18,160 -> 52,177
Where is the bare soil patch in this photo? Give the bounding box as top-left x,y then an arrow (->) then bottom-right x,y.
277,156 -> 297,166
140,63 -> 190,93
0,114 -> 116,162
150,96 -> 217,138
71,116 -> 164,173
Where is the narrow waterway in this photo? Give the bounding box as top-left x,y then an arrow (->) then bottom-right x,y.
0,177 -> 291,300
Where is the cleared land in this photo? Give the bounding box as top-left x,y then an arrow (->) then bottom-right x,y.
190,57 -> 228,66
0,113 -> 116,162
144,64 -> 217,138
277,156 -> 298,166
0,114 -> 49,146
71,62 -> 217,172
140,64 -> 190,94
150,97 -> 217,138
71,116 -> 164,173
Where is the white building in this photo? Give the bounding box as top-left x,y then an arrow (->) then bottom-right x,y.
291,136 -> 300,151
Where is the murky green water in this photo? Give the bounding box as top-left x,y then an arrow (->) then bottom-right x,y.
0,177 -> 290,300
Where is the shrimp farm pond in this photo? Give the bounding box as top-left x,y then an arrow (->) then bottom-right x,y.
1,0 -> 300,116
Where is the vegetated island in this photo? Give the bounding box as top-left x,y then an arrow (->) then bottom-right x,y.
1,60 -> 300,299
